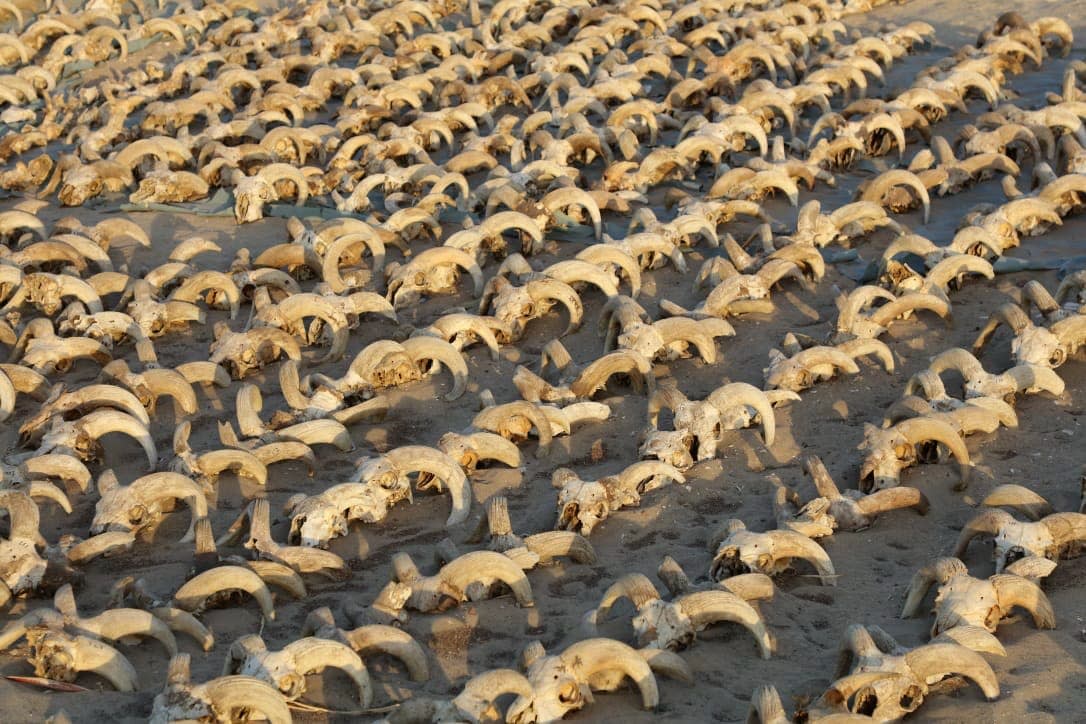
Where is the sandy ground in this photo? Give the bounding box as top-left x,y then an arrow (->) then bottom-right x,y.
0,0 -> 1085,722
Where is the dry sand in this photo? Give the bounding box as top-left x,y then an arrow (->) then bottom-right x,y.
1,0 -> 1085,722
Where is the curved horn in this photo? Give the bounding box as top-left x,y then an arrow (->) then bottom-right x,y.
172,270 -> 241,319
257,163 -> 309,205
383,445 -> 472,527
903,643 -> 1000,700
571,350 -> 654,399
401,336 -> 468,401
440,551 -> 533,606
544,186 -> 602,240
322,232 -> 385,291
837,285 -> 896,333
80,409 -> 156,470
1000,197 -> 1061,229
793,346 -> 862,376
576,246 -> 641,298
173,566 -> 276,620
1041,512 -> 1086,547
422,314 -> 500,360
904,369 -> 947,404
453,668 -> 534,719
170,237 -> 222,263
855,487 -> 930,517
197,449 -> 269,486
472,401 -> 555,454
949,224 -> 1003,257
128,472 -> 209,541
901,557 -> 968,617
76,607 -> 178,657
142,369 -> 198,415
989,574 -> 1056,629
820,671 -> 906,708
896,417 -> 971,478
928,347 -> 986,382
459,431 -> 522,468
0,363 -> 49,399
882,234 -> 938,264
66,531 -> 136,564
924,254 -> 994,290
707,382 -> 776,447
862,169 -> 931,223
677,590 -> 775,658
202,675 -> 293,724
765,530 -> 837,585
177,361 -> 231,387
235,383 -> 265,438
868,292 -> 951,328
0,366 -> 14,423
718,573 -> 775,603
523,530 -> 596,564
284,637 -> 373,707
545,259 -> 620,298
615,460 -> 685,491
804,455 -> 841,498
973,303 -> 1031,353
0,491 -> 40,544
68,384 -> 150,426
527,278 -> 584,336
152,607 -> 215,651
345,625 -> 428,681
981,484 -> 1054,520
410,246 -> 484,297
1051,314 -> 1086,354
29,632 -> 138,692
593,573 -> 660,622
932,625 -> 1006,657
637,647 -> 692,684
560,638 -> 658,710
19,453 -> 90,492
1003,555 -> 1058,582
747,684 -> 787,724
275,419 -> 353,450
26,478 -> 68,513
953,509 -> 1017,558
653,317 -> 733,364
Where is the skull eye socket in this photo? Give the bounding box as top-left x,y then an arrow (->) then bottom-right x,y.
756,554 -> 773,569
899,684 -> 923,712
851,687 -> 879,716
1049,348 -> 1066,367
127,505 -> 147,524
